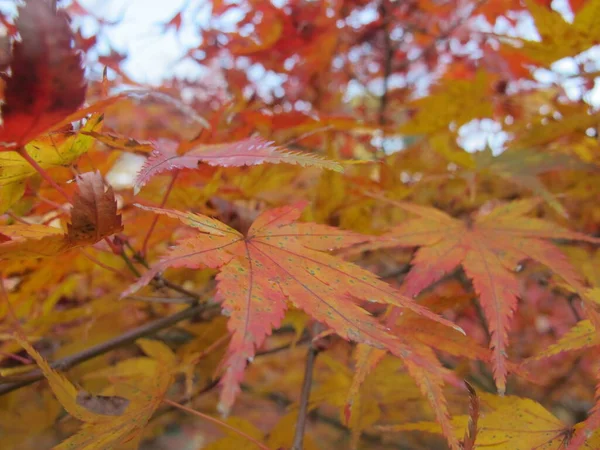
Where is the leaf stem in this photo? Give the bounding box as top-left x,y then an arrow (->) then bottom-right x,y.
80,250 -> 135,281
17,146 -> 72,203
141,170 -> 179,258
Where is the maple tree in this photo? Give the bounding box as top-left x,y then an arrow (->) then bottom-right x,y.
1,0 -> 600,449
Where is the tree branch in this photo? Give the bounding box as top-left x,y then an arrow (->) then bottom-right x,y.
377,0 -> 393,128
292,335 -> 321,450
0,302 -> 216,396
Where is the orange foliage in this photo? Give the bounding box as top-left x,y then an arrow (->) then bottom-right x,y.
1,0 -> 600,449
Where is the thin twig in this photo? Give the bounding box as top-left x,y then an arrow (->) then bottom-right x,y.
81,250 -> 135,281
119,250 -> 142,278
161,398 -> 271,450
292,333 -> 321,450
159,278 -> 202,300
17,147 -> 72,203
0,302 -> 211,396
123,239 -> 204,301
124,295 -> 196,304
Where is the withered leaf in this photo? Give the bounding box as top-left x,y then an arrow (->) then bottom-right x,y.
67,171 -> 123,245
75,390 -> 130,417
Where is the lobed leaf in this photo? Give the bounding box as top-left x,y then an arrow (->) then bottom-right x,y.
123,202 -> 459,416
354,197 -> 598,394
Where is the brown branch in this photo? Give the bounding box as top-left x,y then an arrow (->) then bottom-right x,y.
151,337 -> 311,421
292,333 -> 321,450
0,302 -> 216,396
377,0 -> 393,128
247,388 -> 413,450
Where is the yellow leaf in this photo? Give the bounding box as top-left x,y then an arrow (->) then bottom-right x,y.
380,393 -> 574,449
267,413 -> 319,450
512,0 -> 600,64
0,223 -> 67,259
399,71 -> 492,135
202,417 -> 263,450
429,134 -> 475,169
14,335 -> 103,423
54,341 -> 174,450
137,338 -> 178,369
0,114 -> 103,213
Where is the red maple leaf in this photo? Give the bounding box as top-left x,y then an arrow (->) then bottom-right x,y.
122,201 -> 460,414
0,0 -> 86,147
352,197 -> 599,394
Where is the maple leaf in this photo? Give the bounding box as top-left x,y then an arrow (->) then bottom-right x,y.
0,0 -> 86,147
133,136 -> 343,193
504,0 -> 600,65
472,147 -> 598,217
525,319 -> 599,362
398,71 -> 492,135
344,310 -> 483,450
15,335 -> 175,449
122,202 -> 460,414
379,391 -> 600,449
0,171 -> 122,259
354,196 -> 599,394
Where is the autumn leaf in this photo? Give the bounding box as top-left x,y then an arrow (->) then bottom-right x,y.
122,201 -> 460,415
81,130 -> 156,153
0,171 -> 122,259
379,392 -> 592,449
202,417 -> 265,450
473,147 -> 599,217
13,335 -> 104,423
344,313 -> 475,450
67,171 -> 123,245
75,391 -> 130,417
462,382 -> 480,450
134,136 -> 343,193
398,71 -> 492,135
500,0 -> 600,65
526,319 -> 599,362
14,336 -> 175,450
0,0 -> 86,146
354,196 -> 599,394
0,113 -> 103,213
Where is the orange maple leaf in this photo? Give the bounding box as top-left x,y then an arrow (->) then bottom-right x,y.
354,196 -> 599,394
122,201 -> 460,414
0,0 -> 86,147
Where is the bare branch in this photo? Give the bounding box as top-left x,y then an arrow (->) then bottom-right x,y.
0,302 -> 217,396
292,332 -> 321,450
